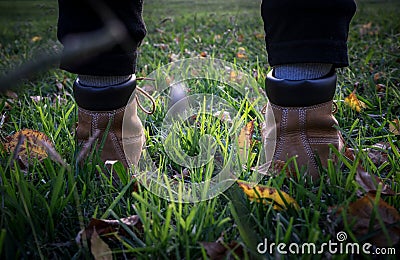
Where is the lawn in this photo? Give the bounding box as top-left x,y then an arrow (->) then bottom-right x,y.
0,0 -> 399,259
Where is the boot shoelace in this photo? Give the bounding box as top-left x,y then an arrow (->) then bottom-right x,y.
135,77 -> 156,115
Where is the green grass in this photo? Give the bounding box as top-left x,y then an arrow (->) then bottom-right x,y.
0,0 -> 400,259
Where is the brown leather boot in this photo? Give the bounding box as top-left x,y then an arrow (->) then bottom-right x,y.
74,75 -> 145,168
264,70 -> 344,181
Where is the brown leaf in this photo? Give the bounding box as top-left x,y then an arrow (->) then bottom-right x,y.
90,228 -> 112,260
373,72 -> 385,82
238,120 -> 254,164
344,147 -> 356,161
200,241 -> 244,260
355,166 -> 395,196
337,194 -> 400,247
80,215 -> 142,243
389,119 -> 399,135
375,83 -> 386,93
236,47 -> 247,59
5,90 -> 18,100
359,22 -> 380,37
236,52 -> 247,59
3,129 -> 54,165
366,142 -> 389,166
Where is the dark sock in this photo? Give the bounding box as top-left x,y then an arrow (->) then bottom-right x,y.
77,75 -> 132,87
274,63 -> 332,80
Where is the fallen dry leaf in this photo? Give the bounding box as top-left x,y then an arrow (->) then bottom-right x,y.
200,241 -> 244,260
344,91 -> 367,112
355,166 -> 395,196
389,119 -> 399,135
253,32 -> 264,39
238,120 -> 254,164
237,180 -> 299,210
90,228 -> 112,260
5,90 -> 18,100
359,22 -> 380,37
236,47 -> 247,59
336,194 -> 400,247
373,71 -> 385,82
31,36 -> 42,43
2,129 -> 55,166
237,34 -> 244,42
366,142 -> 389,166
344,147 -> 356,161
77,215 -> 142,244
345,144 -> 395,196
375,83 -> 386,93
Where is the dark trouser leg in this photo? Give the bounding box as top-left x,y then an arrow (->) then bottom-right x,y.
261,0 -> 356,68
261,0 -> 356,180
57,0 -> 146,76
57,0 -> 147,169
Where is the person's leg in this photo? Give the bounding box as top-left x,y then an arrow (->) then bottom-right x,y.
261,0 -> 357,180
57,0 -> 147,168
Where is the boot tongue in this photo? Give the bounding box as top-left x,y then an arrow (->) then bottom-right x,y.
265,70 -> 337,107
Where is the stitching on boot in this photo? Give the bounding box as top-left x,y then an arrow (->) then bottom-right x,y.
308,137 -> 339,144
299,109 -> 319,172
92,114 -> 98,135
274,108 -> 287,160
78,106 -> 126,115
109,110 -> 128,165
271,101 -> 330,111
110,131 -> 127,165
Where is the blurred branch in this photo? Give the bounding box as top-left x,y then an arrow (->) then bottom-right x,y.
0,0 -> 129,92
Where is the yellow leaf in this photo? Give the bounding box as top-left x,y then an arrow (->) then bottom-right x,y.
229,71 -> 237,81
237,180 -> 299,210
344,91 -> 366,112
238,121 -> 254,164
254,32 -> 264,39
31,36 -> 42,42
2,129 -> 52,164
